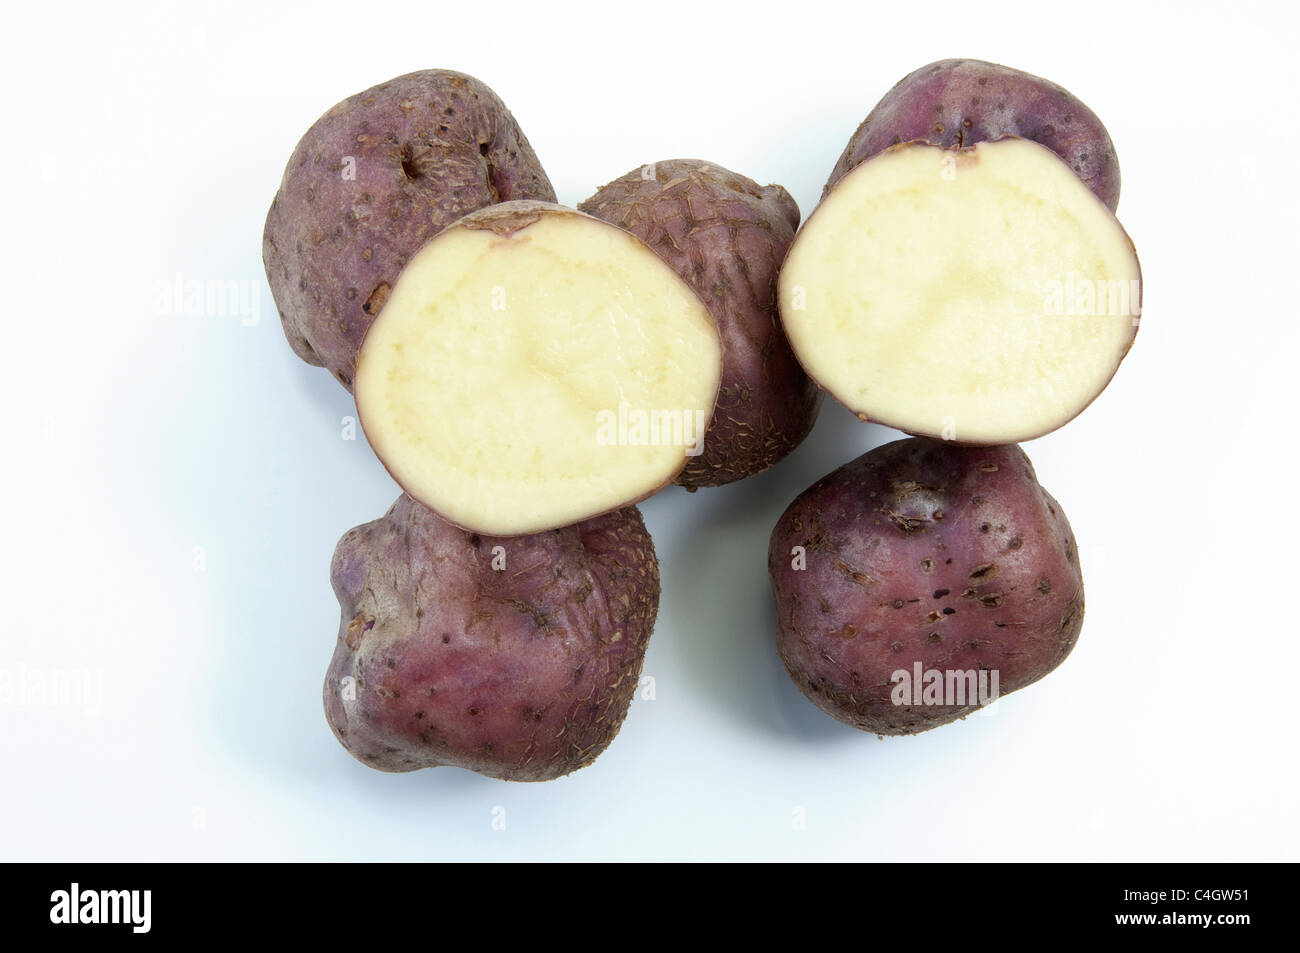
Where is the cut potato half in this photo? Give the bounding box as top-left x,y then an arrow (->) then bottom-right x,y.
779,138 -> 1141,444
355,201 -> 722,535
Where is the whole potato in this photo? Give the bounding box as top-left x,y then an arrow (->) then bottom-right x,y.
768,438 -> 1083,735
263,70 -> 555,389
826,58 -> 1120,210
580,159 -> 821,487
324,496 -> 659,781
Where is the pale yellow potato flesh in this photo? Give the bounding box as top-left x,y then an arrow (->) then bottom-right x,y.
779,139 -> 1141,444
355,208 -> 722,535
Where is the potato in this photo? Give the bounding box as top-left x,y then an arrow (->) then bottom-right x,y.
353,200 -> 723,536
580,159 -> 821,487
263,69 -> 555,389
779,138 -> 1141,444
827,58 -> 1120,211
323,495 -> 660,781
768,438 -> 1083,734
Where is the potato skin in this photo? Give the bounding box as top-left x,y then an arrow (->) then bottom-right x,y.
263,70 -> 555,389
827,58 -> 1120,211
323,496 -> 659,781
768,439 -> 1083,735
580,160 -> 821,487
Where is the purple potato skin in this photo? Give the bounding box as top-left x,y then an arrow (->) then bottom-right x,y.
263,70 -> 556,390
580,160 -> 822,487
827,59 -> 1120,211
324,496 -> 659,781
768,439 -> 1083,735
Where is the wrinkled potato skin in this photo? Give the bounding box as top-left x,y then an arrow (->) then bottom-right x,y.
769,439 -> 1083,735
827,59 -> 1120,211
264,70 -> 555,389
324,496 -> 659,781
580,160 -> 821,487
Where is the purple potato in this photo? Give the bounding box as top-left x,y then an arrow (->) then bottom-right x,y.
263,70 -> 555,389
769,438 -> 1084,734
827,58 -> 1120,210
324,496 -> 659,781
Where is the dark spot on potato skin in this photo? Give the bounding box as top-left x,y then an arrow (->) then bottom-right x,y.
363,282 -> 391,315
933,588 -> 950,598
889,512 -> 929,533
942,607 -> 956,616
834,560 -> 871,585
1038,578 -> 1052,594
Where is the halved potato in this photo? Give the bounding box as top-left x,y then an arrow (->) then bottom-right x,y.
355,201 -> 723,535
779,138 -> 1141,444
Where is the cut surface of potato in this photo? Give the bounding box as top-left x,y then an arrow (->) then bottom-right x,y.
355,201 -> 722,535
779,138 -> 1141,444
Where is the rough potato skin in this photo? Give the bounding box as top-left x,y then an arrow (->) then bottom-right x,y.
769,439 -> 1083,735
827,59 -> 1120,211
323,496 -> 659,781
580,160 -> 822,487
263,70 -> 556,389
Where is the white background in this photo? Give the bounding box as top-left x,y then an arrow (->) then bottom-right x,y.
2,0 -> 1296,861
